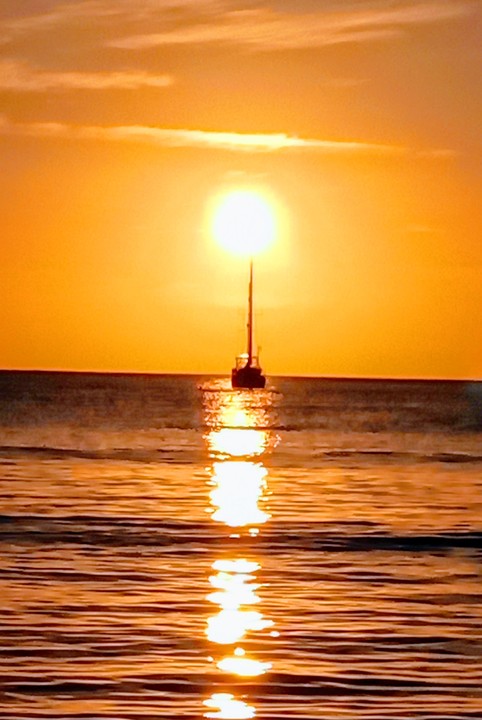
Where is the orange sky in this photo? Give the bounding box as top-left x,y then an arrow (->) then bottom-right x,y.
1,0 -> 481,379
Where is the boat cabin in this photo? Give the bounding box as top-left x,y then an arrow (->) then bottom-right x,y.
234,353 -> 261,370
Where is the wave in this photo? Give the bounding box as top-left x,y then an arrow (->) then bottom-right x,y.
0,516 -> 480,553
4,672 -> 479,697
0,445 -> 201,464
315,449 -> 482,464
1,444 -> 481,467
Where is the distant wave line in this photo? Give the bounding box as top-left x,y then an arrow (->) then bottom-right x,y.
1,516 -> 481,553
1,445 -> 481,465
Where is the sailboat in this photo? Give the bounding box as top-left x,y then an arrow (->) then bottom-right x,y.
231,259 -> 266,389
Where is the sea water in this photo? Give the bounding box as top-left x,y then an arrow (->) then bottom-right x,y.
0,371 -> 481,719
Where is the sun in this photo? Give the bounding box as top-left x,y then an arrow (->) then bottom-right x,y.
212,190 -> 276,256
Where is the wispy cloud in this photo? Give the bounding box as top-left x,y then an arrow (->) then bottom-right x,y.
0,115 -> 454,158
0,0 -> 220,40
0,59 -> 173,91
406,224 -> 440,234
108,2 -> 472,51
1,2 -> 473,52
1,1 -> 133,34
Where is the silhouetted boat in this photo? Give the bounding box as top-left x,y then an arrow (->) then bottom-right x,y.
232,260 -> 266,389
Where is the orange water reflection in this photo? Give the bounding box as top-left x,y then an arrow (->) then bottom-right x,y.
208,461 -> 270,528
202,382 -> 277,719
203,693 -> 256,719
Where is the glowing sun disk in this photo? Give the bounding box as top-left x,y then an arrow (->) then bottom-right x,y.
213,190 -> 275,256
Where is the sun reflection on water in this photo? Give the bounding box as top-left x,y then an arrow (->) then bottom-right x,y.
203,693 -> 256,719
208,461 -> 270,527
209,427 -> 268,457
202,382 -> 278,719
206,557 -> 273,645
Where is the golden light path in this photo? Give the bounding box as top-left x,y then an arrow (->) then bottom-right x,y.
202,382 -> 277,719
203,693 -> 255,720
209,430 -> 268,458
212,189 -> 276,257
208,461 -> 270,528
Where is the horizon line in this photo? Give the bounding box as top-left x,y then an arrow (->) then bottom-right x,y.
0,368 -> 478,383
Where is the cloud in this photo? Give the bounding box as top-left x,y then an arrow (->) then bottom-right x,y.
0,1 -> 131,33
1,2 -> 473,53
0,0 -> 221,38
0,59 -> 173,91
0,115 -> 454,158
406,224 -> 440,234
108,1 -> 473,51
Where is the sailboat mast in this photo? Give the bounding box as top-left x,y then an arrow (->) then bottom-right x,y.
247,258 -> 253,366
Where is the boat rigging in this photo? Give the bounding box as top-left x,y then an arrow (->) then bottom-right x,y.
231,259 -> 266,389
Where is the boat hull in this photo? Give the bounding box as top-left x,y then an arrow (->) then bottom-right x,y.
231,366 -> 266,389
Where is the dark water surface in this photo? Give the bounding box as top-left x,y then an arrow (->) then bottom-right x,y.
0,371 -> 481,719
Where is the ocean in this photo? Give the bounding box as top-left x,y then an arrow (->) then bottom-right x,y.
0,371 -> 481,719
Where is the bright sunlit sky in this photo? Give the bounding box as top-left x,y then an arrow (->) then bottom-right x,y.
1,0 -> 481,378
